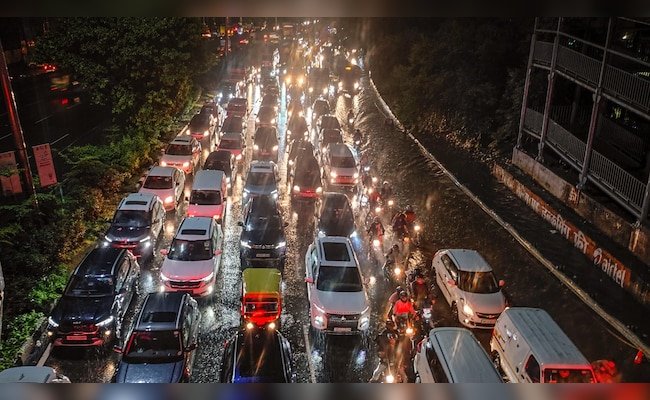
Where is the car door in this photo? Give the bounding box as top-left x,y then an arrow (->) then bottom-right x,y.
212,224 -> 223,274
153,202 -> 165,239
173,170 -> 183,202
113,258 -> 130,320
439,254 -> 458,304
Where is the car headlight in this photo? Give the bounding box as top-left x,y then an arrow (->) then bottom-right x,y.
204,130 -> 210,137
338,82 -> 343,88
139,236 -> 151,243
462,302 -> 474,316
240,240 -> 252,248
330,171 -> 337,178
253,144 -> 259,151
182,161 -> 190,168
354,82 -> 359,89
256,117 -> 260,123
236,154 -> 242,160
316,186 -> 322,193
359,316 -> 370,330
350,230 -> 357,238
322,87 -> 328,94
201,272 -> 215,282
293,185 -> 300,192
96,316 -> 114,327
271,190 -> 278,199
272,145 -> 278,151
308,87 -> 314,93
275,241 -> 286,249
186,128 -> 191,135
271,118 -> 276,124
164,195 -> 174,204
288,160 -> 294,166
47,316 -> 60,328
353,172 -> 359,179
160,161 -> 168,167
160,272 -> 171,281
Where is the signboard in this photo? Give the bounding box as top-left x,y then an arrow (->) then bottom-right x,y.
33,143 -> 57,187
0,151 -> 22,196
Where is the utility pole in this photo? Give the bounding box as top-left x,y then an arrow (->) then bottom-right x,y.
0,39 -> 37,205
225,16 -> 230,66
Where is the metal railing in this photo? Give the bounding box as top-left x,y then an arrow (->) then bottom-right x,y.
596,116 -> 646,163
589,151 -> 646,210
603,64 -> 650,113
546,119 -> 586,165
532,41 -> 553,66
555,45 -> 601,86
524,108 -> 543,134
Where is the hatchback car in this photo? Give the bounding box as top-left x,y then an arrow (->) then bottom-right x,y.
47,247 -> 140,347
217,132 -> 246,163
204,150 -> 235,189
239,195 -> 287,271
113,292 -> 200,383
252,126 -> 279,163
138,166 -> 186,212
160,135 -> 201,175
315,192 -> 356,238
220,115 -> 245,138
255,105 -> 277,129
432,249 -> 507,328
220,329 -> 294,383
103,193 -> 165,259
160,217 -> 223,298
289,152 -> 322,201
321,143 -> 359,188
242,161 -> 279,206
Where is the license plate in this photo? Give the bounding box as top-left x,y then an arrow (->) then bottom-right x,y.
66,335 -> 86,341
333,327 -> 352,332
256,253 -> 271,258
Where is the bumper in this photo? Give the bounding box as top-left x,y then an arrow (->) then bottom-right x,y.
310,314 -> 367,335
291,190 -> 320,200
50,327 -> 113,347
108,241 -> 152,257
459,313 -> 499,329
240,250 -> 286,267
329,177 -> 358,187
163,279 -> 215,298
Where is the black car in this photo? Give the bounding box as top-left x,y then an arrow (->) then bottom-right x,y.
290,152 -> 322,201
253,127 -> 279,163
187,113 -> 213,140
311,98 -> 330,125
46,247 -> 140,348
113,292 -> 200,383
287,115 -> 308,143
103,193 -> 166,260
220,329 -> 294,383
315,192 -> 356,237
255,106 -> 277,129
204,150 -> 235,190
220,115 -> 245,138
217,81 -> 237,104
239,196 -> 287,271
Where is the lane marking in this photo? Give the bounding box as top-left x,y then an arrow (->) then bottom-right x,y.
302,324 -> 317,383
368,76 -> 650,358
36,343 -> 52,367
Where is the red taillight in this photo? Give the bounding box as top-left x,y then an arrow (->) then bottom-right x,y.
60,98 -> 69,105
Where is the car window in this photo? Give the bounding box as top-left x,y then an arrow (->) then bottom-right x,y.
115,258 -> 129,292
426,346 -> 450,383
143,175 -> 173,189
322,242 -> 351,262
66,275 -> 114,297
190,190 -> 222,205
458,271 -> 500,294
168,239 -> 213,261
316,266 -> 362,292
525,355 -> 541,383
166,144 -> 192,156
441,254 -> 458,280
219,138 -> 241,149
234,333 -> 286,382
247,172 -> 274,186
113,210 -> 149,228
330,156 -> 356,168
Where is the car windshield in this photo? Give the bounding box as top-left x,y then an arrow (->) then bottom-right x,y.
222,119 -> 243,133
458,271 -> 500,294
322,203 -> 353,222
166,144 -> 192,156
143,175 -> 173,189
167,239 -> 212,261
205,160 -> 229,172
255,133 -> 278,148
66,275 -> 114,297
247,172 -> 274,186
258,109 -> 274,120
248,215 -> 282,231
321,118 -> 339,130
323,131 -> 342,145
543,368 -> 595,383
234,333 -> 286,382
295,165 -> 320,186
190,190 -> 222,205
316,266 -> 363,292
331,156 -> 356,168
113,210 -> 149,228
124,330 -> 183,364
190,115 -> 209,127
219,139 -> 241,149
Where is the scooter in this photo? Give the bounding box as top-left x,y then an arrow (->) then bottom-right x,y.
382,258 -> 406,286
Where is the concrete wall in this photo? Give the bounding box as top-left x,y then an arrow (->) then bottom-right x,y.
512,147 -> 650,266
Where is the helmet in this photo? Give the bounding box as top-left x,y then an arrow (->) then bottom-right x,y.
374,216 -> 381,223
383,180 -> 389,186
405,204 -> 413,212
399,290 -> 408,300
392,244 -> 399,251
395,285 -> 403,294
385,319 -> 395,330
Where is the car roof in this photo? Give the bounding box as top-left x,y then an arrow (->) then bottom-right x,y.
175,217 -> 214,240
135,292 -> 186,331
171,135 -> 193,144
327,143 -> 353,158
119,193 -> 159,211
192,170 -> 225,190
230,97 -> 247,104
0,366 -> 60,383
445,249 -> 492,272
148,166 -> 176,177
76,247 -> 124,276
242,268 -> 281,294
250,161 -> 276,172
316,236 -> 355,266
206,150 -> 233,163
428,328 -> 503,383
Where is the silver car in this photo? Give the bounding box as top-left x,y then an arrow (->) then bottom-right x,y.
242,161 -> 280,206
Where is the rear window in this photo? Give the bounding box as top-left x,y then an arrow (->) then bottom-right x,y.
166,144 -> 192,156
322,242 -> 351,262
543,368 -> 595,383
219,138 -> 241,149
235,333 -> 285,382
247,172 -> 274,186
190,190 -> 222,205
330,156 -> 356,168
143,175 -> 173,189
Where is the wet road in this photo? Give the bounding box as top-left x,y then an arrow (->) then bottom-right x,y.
38,49 -> 649,382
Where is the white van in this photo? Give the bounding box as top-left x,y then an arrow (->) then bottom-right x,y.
414,327 -> 503,383
490,307 -> 596,383
187,170 -> 228,223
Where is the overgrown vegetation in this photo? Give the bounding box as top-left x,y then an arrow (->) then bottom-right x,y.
0,17 -> 217,368
365,18 -> 533,155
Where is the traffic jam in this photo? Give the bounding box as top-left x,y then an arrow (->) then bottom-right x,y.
29,21 -> 630,384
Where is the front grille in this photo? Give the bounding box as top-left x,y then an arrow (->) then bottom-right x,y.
476,312 -> 500,320
170,280 -> 202,288
60,323 -> 98,334
328,313 -> 360,328
250,244 -> 275,250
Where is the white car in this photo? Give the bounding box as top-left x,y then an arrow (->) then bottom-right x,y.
321,143 -> 359,188
0,366 -> 70,383
160,217 -> 223,298
138,166 -> 186,212
305,236 -> 370,335
160,135 -> 201,175
432,249 -> 507,328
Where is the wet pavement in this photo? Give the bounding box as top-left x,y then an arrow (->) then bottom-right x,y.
37,48 -> 649,382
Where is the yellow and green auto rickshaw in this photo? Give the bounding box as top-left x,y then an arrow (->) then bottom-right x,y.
241,268 -> 282,329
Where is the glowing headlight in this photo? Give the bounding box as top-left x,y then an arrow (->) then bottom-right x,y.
47,316 -> 60,328
160,272 -> 171,281
164,196 -> 174,204
186,128 -> 191,135
394,267 -> 402,276
240,240 -> 252,248
293,185 -> 300,192
139,236 -> 151,243
316,186 -> 322,193
330,171 -> 337,178
271,190 -> 278,199
350,230 -> 357,238
406,327 -> 414,336
253,144 -> 259,151
308,87 -> 314,93
233,153 -> 242,161
256,117 -> 260,123
414,224 -> 421,232
271,118 -> 276,124
275,241 -> 286,249
322,87 -> 328,94
359,316 -> 370,330
272,145 -> 278,151
201,272 -> 215,282
375,206 -> 382,214
268,322 -> 276,330
288,160 -> 294,166
462,302 -> 474,316
96,316 -> 114,327
182,161 -> 190,168
338,82 -> 343,88
372,239 -> 380,248
160,161 -> 168,167
353,172 -> 359,179
385,374 -> 395,383
246,322 -> 254,330
204,130 -> 209,137
354,82 -> 359,89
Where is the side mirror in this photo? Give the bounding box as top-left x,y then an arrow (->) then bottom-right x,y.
135,183 -> 141,190
160,249 -> 169,256
237,221 -> 244,227
447,279 -> 456,287
498,279 -> 506,288
214,249 -> 223,256
185,343 -> 197,352
305,277 -> 314,284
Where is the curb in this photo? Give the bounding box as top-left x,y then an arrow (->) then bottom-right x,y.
366,76 -> 650,359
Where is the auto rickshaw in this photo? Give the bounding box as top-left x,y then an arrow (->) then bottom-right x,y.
241,268 -> 282,330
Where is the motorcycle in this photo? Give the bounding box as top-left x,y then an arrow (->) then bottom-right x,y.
382,258 -> 405,286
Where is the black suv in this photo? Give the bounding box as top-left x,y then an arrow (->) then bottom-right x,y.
315,192 -> 356,237
239,196 -> 287,271
47,247 -> 140,348
220,328 -> 294,383
252,127 -> 279,163
103,193 -> 166,260
113,292 -> 200,383
289,152 -> 322,202
204,150 -> 235,190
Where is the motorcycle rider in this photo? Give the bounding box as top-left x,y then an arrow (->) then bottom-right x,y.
404,204 -> 417,227
388,285 -> 403,308
409,269 -> 432,309
367,187 -> 382,212
391,211 -> 409,239
380,181 -> 393,201
353,128 -> 363,145
369,320 -> 399,382
392,290 -> 417,326
367,216 -> 385,240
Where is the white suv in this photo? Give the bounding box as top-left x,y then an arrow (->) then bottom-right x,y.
160,217 -> 223,297
321,143 -> 358,188
432,249 -> 507,328
305,236 -> 370,335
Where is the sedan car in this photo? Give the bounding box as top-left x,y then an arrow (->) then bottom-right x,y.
204,150 -> 236,190
186,112 -> 214,148
315,192 -> 356,238
311,98 -> 330,126
289,152 -> 322,202
138,166 -> 186,212
113,292 -> 200,383
217,132 -> 246,164
252,126 -> 279,163
239,195 -> 287,271
433,249 -> 507,328
242,161 -> 279,206
220,329 -> 294,383
46,247 -> 140,348
160,135 -> 201,175
220,115 -> 245,138
255,105 -> 277,129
